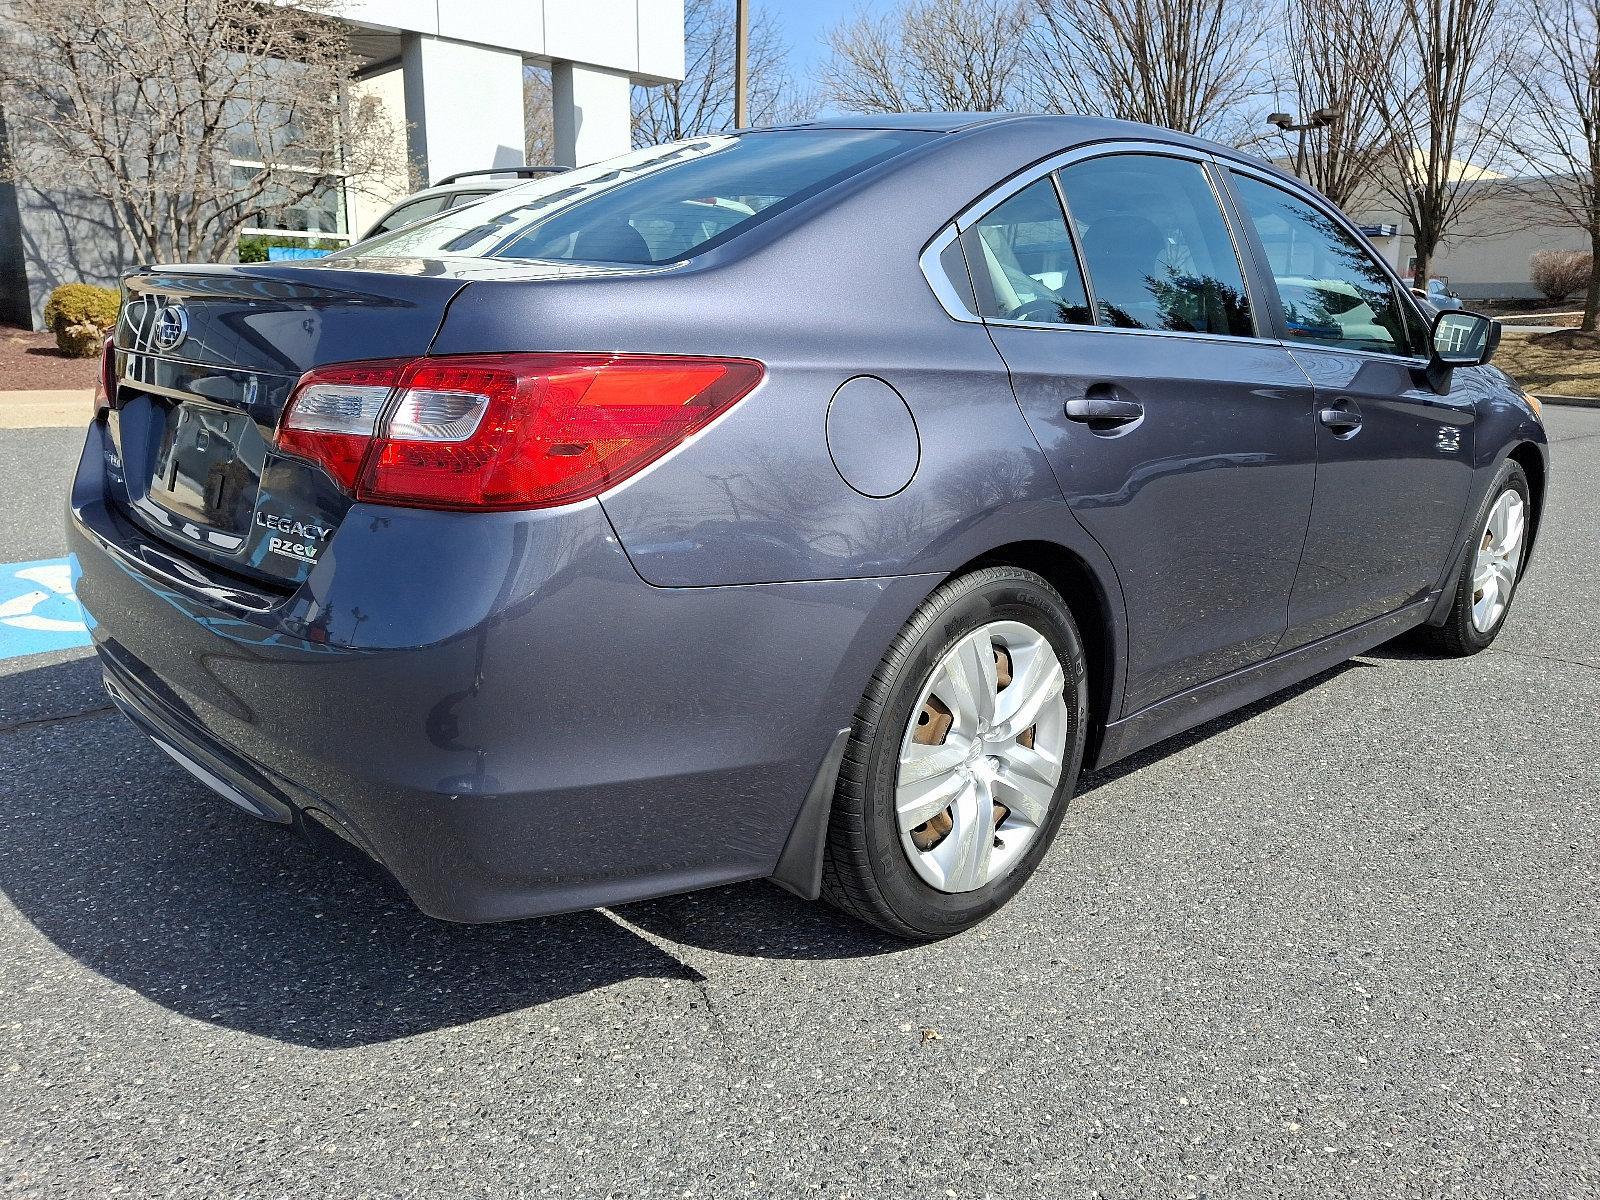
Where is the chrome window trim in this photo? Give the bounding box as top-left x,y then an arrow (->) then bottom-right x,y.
1221,159 -> 1435,367
919,224 -> 979,322
950,139 -> 1213,236
919,138 -> 1272,343
1278,340 -> 1432,369
976,318 -> 1283,349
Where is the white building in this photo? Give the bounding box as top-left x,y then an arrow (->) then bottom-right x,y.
0,0 -> 685,327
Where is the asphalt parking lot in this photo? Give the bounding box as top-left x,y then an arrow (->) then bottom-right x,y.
2,409 -> 1597,1198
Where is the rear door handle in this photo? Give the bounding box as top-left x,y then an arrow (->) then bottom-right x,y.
1318,402 -> 1362,434
1065,397 -> 1144,426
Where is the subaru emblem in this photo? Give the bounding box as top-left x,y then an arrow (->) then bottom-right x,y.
153,303 -> 188,352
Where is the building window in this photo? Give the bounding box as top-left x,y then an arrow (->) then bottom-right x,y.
229,162 -> 349,241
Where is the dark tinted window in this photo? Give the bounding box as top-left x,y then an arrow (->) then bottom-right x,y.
1231,173 -> 1410,355
1058,155 -> 1254,337
348,129 -> 932,264
965,178 -> 1092,325
445,190 -> 494,208
370,194 -> 450,236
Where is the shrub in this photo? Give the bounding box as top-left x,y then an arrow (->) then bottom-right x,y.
237,235 -> 344,263
1529,250 -> 1593,304
41,282 -> 120,357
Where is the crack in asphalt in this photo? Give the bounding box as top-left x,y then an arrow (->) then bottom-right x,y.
672,956 -> 724,1029
597,908 -> 726,1031
1488,645 -> 1600,673
0,703 -> 116,735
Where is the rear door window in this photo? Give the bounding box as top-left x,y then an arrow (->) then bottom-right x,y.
369,194 -> 450,236
1229,173 -> 1413,355
964,178 -> 1093,325
349,129 -> 933,265
1057,154 -> 1255,338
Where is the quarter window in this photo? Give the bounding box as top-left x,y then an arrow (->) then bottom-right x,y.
964,178 -> 1093,325
1230,173 -> 1412,356
1057,155 -> 1254,337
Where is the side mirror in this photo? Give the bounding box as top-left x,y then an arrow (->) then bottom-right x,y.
1421,309 -> 1499,392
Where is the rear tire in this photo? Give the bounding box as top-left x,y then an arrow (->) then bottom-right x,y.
820,567 -> 1089,940
1416,460 -> 1530,656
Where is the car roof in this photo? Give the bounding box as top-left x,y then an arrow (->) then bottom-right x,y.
398,177 -> 526,204
766,112 -> 1022,132
758,112 -> 1284,178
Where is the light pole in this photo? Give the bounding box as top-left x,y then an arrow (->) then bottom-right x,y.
1267,107 -> 1343,178
734,0 -> 750,129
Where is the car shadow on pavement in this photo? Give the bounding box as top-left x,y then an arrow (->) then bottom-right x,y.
620,660 -> 1374,959
0,654 -> 1373,1047
1072,658 -> 1368,795
0,656 -> 908,1048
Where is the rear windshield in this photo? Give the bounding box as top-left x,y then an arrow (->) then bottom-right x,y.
343,129 -> 933,265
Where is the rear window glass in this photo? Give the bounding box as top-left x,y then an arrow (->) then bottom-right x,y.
345,129 -> 933,265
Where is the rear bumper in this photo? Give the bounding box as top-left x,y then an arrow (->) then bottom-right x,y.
68,421 -> 933,922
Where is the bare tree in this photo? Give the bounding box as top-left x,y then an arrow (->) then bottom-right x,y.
633,0 -> 813,145
1263,0 -> 1395,205
1361,0 -> 1512,288
0,0 -> 399,266
525,65 -> 556,164
1027,0 -> 1266,141
1501,0 -> 1600,330
821,0 -> 1032,114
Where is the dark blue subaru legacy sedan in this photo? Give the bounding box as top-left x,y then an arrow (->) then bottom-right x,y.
70,115 -> 1547,939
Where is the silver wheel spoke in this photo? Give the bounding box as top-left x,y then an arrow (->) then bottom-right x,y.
936,779 -> 994,893
1501,505 -> 1524,550
1493,559 -> 1516,595
994,654 -> 1065,741
992,743 -> 1059,826
938,630 -> 998,726
896,743 -> 968,830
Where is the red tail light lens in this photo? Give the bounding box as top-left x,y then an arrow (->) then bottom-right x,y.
94,337 -> 116,411
277,353 -> 763,510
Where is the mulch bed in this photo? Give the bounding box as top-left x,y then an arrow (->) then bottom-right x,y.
0,325 -> 98,390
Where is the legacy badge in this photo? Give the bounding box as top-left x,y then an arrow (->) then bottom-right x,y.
256,511 -> 331,564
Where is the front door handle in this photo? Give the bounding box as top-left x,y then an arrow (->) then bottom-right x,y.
1065,396 -> 1144,426
1318,402 -> 1363,434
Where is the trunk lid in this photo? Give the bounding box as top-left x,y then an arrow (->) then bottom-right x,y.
107,262 -> 477,588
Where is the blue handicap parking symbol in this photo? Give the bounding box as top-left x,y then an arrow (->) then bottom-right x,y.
0,556 -> 93,660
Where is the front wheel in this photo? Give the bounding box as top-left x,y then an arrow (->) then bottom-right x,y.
1418,461 -> 1531,656
820,567 -> 1089,940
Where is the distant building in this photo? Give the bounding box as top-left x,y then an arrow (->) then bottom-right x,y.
1349,176 -> 1591,301
0,0 -> 685,328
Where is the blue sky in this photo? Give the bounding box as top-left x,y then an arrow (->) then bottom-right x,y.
765,0 -> 891,87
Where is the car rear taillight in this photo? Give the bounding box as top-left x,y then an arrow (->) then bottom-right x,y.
93,336 -> 116,412
276,353 -> 764,510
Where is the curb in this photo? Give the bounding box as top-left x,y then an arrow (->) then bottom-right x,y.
1535,394 -> 1600,409
0,389 -> 94,429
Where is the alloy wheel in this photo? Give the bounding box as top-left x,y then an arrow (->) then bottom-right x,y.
894,620 -> 1070,893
